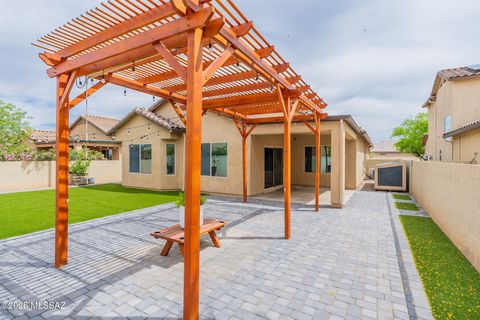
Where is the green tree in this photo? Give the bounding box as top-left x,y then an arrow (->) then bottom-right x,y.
0,100 -> 32,155
391,112 -> 428,159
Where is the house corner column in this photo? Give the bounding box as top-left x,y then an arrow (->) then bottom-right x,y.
315,117 -> 321,211
330,119 -> 345,207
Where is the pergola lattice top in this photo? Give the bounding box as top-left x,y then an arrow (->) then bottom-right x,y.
33,0 -> 327,122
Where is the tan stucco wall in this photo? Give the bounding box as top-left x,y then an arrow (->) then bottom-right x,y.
354,136 -> 368,187
330,120 -> 345,206
452,128 -> 480,163
345,139 -> 356,190
70,119 -> 113,141
200,112 -> 245,195
425,78 -> 480,162
291,134 -> 331,188
410,161 -> 480,272
0,160 -> 121,193
118,102 -> 370,205
115,113 -> 183,191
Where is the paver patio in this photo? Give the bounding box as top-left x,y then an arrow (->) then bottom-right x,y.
0,189 -> 432,319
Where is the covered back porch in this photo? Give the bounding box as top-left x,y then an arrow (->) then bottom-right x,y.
245,116 -> 370,207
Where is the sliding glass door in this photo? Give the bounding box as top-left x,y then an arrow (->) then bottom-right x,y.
264,147 -> 283,189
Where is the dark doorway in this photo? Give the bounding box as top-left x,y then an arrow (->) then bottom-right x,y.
264,147 -> 283,189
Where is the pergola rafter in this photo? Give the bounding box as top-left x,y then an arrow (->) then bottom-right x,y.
34,0 -> 328,318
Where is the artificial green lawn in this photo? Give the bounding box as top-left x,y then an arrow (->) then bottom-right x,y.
395,201 -> 419,211
0,184 -> 178,240
392,194 -> 411,201
400,216 -> 480,320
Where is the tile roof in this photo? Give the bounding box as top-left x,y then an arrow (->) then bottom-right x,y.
437,66 -> 480,81
71,115 -> 119,133
423,65 -> 480,108
29,129 -> 56,143
108,107 -> 185,134
371,140 -> 399,153
443,119 -> 480,138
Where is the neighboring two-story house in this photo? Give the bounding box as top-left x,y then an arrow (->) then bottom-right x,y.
423,66 -> 480,164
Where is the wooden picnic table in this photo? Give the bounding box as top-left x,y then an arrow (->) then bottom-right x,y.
150,219 -> 227,256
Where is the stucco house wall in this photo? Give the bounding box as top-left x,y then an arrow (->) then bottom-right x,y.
290,133 -> 331,188
113,100 -> 372,206
425,75 -> 480,163
114,114 -> 183,191
71,120 -> 112,141
452,128 -> 480,163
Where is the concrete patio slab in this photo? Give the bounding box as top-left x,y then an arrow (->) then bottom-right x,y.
252,185 -> 356,206
0,189 -> 432,319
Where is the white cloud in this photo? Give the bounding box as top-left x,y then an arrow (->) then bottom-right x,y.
1,0 -> 480,142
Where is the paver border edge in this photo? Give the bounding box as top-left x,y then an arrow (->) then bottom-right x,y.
386,193 -> 434,320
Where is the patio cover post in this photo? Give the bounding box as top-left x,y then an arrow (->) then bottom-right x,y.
55,71 -> 76,268
283,112 -> 292,239
279,86 -> 299,240
233,120 -> 257,202
315,116 -> 321,211
183,26 -> 204,320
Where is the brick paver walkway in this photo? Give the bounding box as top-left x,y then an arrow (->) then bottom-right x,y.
0,190 -> 432,319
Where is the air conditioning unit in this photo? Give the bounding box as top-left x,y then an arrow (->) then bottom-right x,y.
374,161 -> 408,192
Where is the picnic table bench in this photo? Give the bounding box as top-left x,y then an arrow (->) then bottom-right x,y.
150,219 -> 227,256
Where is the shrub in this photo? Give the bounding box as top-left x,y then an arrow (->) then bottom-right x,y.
175,191 -> 207,207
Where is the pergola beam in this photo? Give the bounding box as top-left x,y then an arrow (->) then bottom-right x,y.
169,100 -> 187,126
203,81 -> 270,98
57,2 -> 177,58
244,114 -> 316,124
153,42 -> 187,81
202,46 -> 235,84
47,8 -> 215,77
78,17 -> 225,78
69,81 -> 106,109
105,74 -> 187,103
164,69 -> 257,92
203,92 -> 277,109
230,21 -> 253,36
218,28 -> 294,90
254,46 -> 274,58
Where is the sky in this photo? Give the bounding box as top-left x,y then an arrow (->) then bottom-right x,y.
1,0 -> 480,142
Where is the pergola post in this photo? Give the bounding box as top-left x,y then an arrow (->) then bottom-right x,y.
242,135 -> 248,202
315,116 -> 321,211
183,26 -> 204,320
283,112 -> 292,239
278,86 -> 298,240
55,72 -> 76,268
233,119 -> 257,203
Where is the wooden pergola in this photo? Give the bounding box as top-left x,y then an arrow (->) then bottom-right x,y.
34,0 -> 327,318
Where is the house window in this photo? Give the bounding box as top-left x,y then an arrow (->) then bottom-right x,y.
166,144 -> 175,175
129,144 -> 151,174
444,114 -> 452,141
305,146 -> 331,174
201,142 -> 227,177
